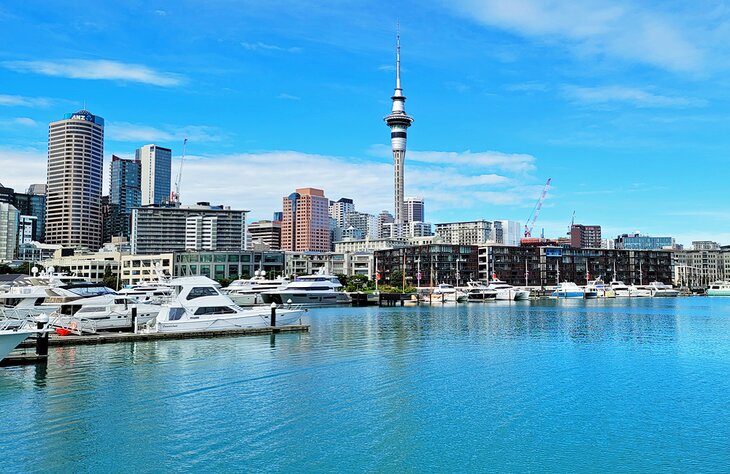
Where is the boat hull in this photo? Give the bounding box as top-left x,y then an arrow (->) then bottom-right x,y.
496,289 -> 530,301
0,330 -> 33,361
261,292 -> 351,306
707,289 -> 730,296
154,309 -> 305,333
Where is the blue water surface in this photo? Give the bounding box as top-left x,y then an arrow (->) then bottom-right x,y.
2,298 -> 730,472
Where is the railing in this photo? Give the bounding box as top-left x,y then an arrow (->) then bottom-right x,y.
48,313 -> 98,335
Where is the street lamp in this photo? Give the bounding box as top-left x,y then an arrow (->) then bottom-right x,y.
415,258 -> 421,292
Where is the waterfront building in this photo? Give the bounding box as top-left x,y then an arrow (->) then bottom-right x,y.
478,245 -> 674,287
435,220 -> 494,246
404,197 -> 424,224
692,241 -> 720,251
281,188 -> 330,252
284,251 -> 330,276
674,246 -> 730,289
570,224 -> 602,248
175,250 -> 284,281
333,237 -> 407,254
46,109 -> 104,250
137,144 -> 172,206
615,233 -> 676,250
16,241 -> 61,262
329,198 -> 354,228
384,31 -> 414,227
374,245 -> 479,287
108,155 -> 141,239
248,220 -> 281,250
41,250 -> 121,284
0,203 -> 19,260
120,253 -> 174,286
131,203 -> 248,255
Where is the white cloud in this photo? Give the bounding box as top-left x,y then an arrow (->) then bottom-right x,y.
241,42 -> 301,53
12,117 -> 37,127
0,94 -> 53,108
448,0 -> 703,73
2,59 -> 185,86
106,122 -> 222,143
563,85 -> 704,108
0,147 -> 47,189
276,93 -> 300,100
369,146 -> 537,173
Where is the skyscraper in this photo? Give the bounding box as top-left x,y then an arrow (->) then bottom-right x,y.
329,197 -> 354,228
108,155 -> 141,238
0,203 -> 19,260
46,109 -> 104,249
404,197 -> 424,224
384,29 -> 414,231
137,144 -> 172,205
281,188 -> 330,252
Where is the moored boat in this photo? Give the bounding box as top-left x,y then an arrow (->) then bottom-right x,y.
707,281 -> 730,296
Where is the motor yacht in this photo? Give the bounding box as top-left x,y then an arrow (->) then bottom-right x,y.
431,283 -> 468,303
144,276 -> 306,333
486,278 -> 530,301
707,281 -> 730,296
223,271 -> 290,306
465,281 -> 497,302
0,328 -> 36,361
585,278 -> 615,298
551,282 -> 586,299
628,285 -> 652,297
609,280 -> 631,297
647,282 -> 679,297
261,270 -> 350,306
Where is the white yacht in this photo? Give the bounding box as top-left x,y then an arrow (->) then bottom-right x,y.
261,270 -> 350,306
707,282 -> 730,296
551,282 -> 586,299
223,271 -> 290,306
486,279 -> 531,301
610,280 -> 631,297
431,283 -> 468,302
647,282 -> 679,297
48,285 -> 161,333
465,281 -> 497,302
585,278 -> 615,298
144,276 -> 306,333
0,328 -> 36,361
628,285 -> 652,297
0,271 -> 90,318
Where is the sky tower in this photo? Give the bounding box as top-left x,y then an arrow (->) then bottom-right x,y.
384,28 -> 414,229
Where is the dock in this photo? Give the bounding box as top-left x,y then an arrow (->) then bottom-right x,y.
16,324 -> 310,348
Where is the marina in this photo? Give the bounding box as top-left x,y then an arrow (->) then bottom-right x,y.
3,297 -> 730,471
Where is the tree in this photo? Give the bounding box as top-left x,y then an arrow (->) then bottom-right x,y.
345,274 -> 369,292
335,273 -> 348,287
390,271 -> 404,290
102,266 -> 119,290
0,264 -> 13,274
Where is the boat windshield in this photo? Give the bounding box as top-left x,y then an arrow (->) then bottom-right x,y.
67,286 -> 116,297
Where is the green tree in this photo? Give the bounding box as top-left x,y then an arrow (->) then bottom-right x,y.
335,273 -> 348,287
102,266 -> 119,290
390,271 -> 404,290
345,274 -> 369,292
0,264 -> 13,274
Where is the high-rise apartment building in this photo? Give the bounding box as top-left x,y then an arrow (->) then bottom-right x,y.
12,184 -> 46,242
404,197 -> 424,224
281,188 -> 330,252
570,224 -> 602,248
46,109 -> 104,250
108,155 -> 141,239
344,211 -> 378,239
377,210 -> 394,238
137,144 -> 172,206
329,198 -> 354,228
0,203 -> 19,260
248,220 -> 282,250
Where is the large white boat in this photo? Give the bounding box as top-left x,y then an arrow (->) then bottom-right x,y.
0,328 -> 36,361
648,282 -> 679,297
431,283 -> 468,302
486,279 -> 531,301
0,271 -> 91,318
585,278 -> 615,298
465,281 -> 497,302
610,280 -> 631,297
261,271 -> 351,306
707,281 -> 730,296
628,285 -> 652,297
551,282 -> 585,299
223,271 -> 290,306
144,276 -> 306,333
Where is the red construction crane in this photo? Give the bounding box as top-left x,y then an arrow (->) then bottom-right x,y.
523,178 -> 551,238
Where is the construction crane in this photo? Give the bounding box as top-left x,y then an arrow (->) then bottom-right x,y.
172,138 -> 187,205
523,177 -> 551,238
567,210 -> 575,235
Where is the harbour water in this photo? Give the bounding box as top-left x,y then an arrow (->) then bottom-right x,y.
3,298 -> 730,472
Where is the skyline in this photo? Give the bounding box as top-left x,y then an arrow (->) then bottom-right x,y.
1,1 -> 730,246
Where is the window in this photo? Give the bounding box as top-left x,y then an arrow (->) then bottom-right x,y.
194,306 -> 236,315
186,286 -> 219,300
168,307 -> 185,321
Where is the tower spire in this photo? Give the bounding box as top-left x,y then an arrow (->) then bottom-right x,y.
396,21 -> 401,91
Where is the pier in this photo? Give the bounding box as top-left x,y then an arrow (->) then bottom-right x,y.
15,324 -> 310,349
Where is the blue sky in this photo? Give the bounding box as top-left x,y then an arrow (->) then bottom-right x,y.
1,0 -> 729,245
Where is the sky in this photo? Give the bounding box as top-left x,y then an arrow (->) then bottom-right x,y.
1,0 -> 730,246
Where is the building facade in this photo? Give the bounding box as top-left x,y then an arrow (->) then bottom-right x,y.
570,224 -> 602,248
0,203 -> 19,260
248,220 -> 281,250
404,197 -> 424,224
281,188 -> 330,252
108,154 -> 141,239
13,185 -> 46,243
137,144 -> 172,206
615,233 -> 676,250
478,245 -> 674,287
374,245 -> 479,287
329,198 -> 354,227
46,109 -> 104,250
176,250 -> 285,280
131,204 -> 248,255
120,253 -> 174,286
344,211 -> 378,239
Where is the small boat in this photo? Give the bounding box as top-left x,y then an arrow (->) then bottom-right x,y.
465,281 -> 497,302
707,281 -> 730,296
610,280 -> 631,297
145,276 -> 306,333
585,278 -> 615,298
552,282 -> 585,299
